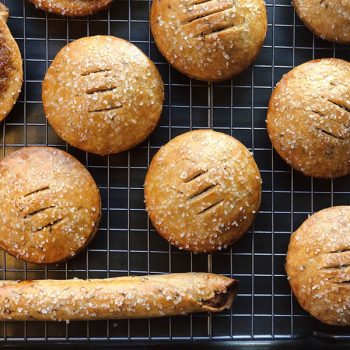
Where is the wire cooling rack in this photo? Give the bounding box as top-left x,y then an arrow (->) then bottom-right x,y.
1,0 -> 350,344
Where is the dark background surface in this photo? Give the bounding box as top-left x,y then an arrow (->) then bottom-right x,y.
1,0 -> 350,344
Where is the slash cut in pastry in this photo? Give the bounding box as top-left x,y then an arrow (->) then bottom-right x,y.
43,36 -> 164,155
151,0 -> 267,82
286,206 -> 350,326
267,59 -> 350,178
145,129 -> 262,252
0,147 -> 101,264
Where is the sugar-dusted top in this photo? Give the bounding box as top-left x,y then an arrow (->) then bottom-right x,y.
0,19 -> 22,122
267,58 -> 350,179
30,0 -> 112,16
286,206 -> 350,326
0,147 -> 101,264
294,0 -> 350,44
151,0 -> 267,82
43,35 -> 164,155
145,129 -> 262,252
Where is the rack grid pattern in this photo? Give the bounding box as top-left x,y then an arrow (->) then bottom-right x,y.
1,0 -> 350,343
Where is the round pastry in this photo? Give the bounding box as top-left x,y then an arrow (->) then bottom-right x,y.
43,36 -> 164,156
0,18 -> 23,122
144,129 -> 262,252
150,0 -> 267,82
293,0 -> 350,44
286,206 -> 350,326
267,58 -> 350,179
29,0 -> 113,17
0,147 -> 101,264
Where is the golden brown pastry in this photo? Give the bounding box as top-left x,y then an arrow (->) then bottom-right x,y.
29,0 -> 113,17
0,147 -> 101,264
43,36 -> 164,156
0,273 -> 238,321
0,3 -> 9,22
150,0 -> 267,82
286,206 -> 350,326
0,18 -> 23,122
267,58 -> 350,179
145,129 -> 262,252
293,0 -> 350,44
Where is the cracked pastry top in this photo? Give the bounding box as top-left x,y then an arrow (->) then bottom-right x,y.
150,0 -> 267,82
29,0 -> 113,16
293,0 -> 350,44
267,58 -> 350,179
286,206 -> 350,326
0,18 -> 23,122
144,129 -> 262,253
42,36 -> 164,156
0,147 -> 101,265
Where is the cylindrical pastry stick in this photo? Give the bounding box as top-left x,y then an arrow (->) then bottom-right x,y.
0,273 -> 238,321
0,3 -> 8,22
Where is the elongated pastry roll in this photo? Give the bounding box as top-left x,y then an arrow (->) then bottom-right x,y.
0,273 -> 238,321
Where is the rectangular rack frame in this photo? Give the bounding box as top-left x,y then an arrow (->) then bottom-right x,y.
1,0 -> 350,345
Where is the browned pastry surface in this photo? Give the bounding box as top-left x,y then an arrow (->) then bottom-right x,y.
267,58 -> 350,179
29,0 -> 113,16
0,3 -> 9,22
0,273 -> 238,321
0,19 -> 23,122
150,0 -> 267,82
43,36 -> 164,156
0,147 -> 101,264
145,129 -> 262,252
293,0 -> 350,44
286,206 -> 350,326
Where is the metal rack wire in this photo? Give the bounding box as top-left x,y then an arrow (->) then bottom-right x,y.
1,0 -> 350,343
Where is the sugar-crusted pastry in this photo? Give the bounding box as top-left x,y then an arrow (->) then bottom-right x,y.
0,273 -> 238,321
286,206 -> 350,326
150,0 -> 267,82
293,0 -> 350,44
0,18 -> 23,122
267,58 -> 350,178
145,129 -> 262,252
0,147 -> 101,264
43,36 -> 164,156
0,3 -> 9,22
29,0 -> 113,17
